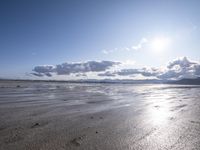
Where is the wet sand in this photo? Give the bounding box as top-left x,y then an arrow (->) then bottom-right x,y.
0,81 -> 200,150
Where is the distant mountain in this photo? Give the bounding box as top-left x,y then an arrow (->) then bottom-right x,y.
168,78 -> 200,85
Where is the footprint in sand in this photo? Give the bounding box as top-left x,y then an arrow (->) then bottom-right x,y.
70,135 -> 86,146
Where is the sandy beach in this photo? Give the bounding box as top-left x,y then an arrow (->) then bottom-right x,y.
0,80 -> 200,150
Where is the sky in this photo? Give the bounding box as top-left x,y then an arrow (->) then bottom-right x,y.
0,0 -> 200,80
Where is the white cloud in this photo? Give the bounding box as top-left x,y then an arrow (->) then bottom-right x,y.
100,57 -> 200,80
31,57 -> 200,81
32,61 -> 120,77
97,67 -> 161,78
102,48 -> 118,54
158,57 -> 200,80
102,38 -> 148,54
132,38 -> 148,50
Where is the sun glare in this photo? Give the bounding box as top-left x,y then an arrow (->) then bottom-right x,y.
151,37 -> 170,52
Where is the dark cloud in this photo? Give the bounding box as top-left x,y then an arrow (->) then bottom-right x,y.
117,69 -> 141,76
33,65 -> 55,73
44,72 -> 53,77
75,73 -> 87,77
30,73 -> 44,77
98,71 -> 116,77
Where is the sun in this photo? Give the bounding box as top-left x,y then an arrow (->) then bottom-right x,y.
151,37 -> 170,52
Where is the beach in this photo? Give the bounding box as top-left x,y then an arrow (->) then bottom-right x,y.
0,81 -> 200,150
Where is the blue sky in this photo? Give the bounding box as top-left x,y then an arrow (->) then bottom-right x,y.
0,0 -> 200,80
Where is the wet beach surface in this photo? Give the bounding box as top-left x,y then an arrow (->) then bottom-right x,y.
0,81 -> 200,150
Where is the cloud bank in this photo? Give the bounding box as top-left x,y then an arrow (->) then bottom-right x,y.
32,61 -> 120,77
31,57 -> 200,81
159,57 -> 200,80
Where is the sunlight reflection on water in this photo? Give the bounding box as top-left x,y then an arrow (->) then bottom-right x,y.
145,90 -> 172,126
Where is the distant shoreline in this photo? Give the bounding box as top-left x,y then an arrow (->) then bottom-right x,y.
0,78 -> 164,84
1,78 -> 200,85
